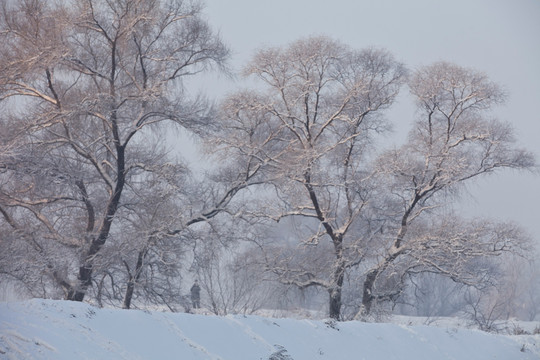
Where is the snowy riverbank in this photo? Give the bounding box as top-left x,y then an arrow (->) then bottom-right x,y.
1,299 -> 539,359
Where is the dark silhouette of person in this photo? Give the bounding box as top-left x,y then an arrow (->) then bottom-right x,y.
190,280 -> 201,309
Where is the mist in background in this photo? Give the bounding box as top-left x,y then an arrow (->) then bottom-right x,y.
186,0 -> 540,240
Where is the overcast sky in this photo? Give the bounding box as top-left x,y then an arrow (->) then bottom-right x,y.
196,0 -> 540,239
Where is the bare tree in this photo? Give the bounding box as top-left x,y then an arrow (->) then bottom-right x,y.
192,234 -> 272,315
358,62 -> 535,317
217,43 -> 534,320
486,254 -> 540,322
217,36 -> 406,319
400,272 -> 467,318
81,146 -> 266,311
463,284 -> 508,332
0,0 -> 228,302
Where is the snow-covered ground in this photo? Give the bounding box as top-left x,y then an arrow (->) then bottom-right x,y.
1,299 -> 539,359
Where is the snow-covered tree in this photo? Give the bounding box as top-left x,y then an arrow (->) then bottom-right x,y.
216,36 -> 407,319
216,40 -> 535,320
358,62 -> 535,317
0,0 -> 228,302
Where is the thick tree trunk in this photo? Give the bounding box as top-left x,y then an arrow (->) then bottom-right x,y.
123,280 -> 135,310
361,269 -> 378,317
360,250 -> 402,318
328,284 -> 343,319
68,145 -> 126,302
329,256 -> 346,319
69,266 -> 93,301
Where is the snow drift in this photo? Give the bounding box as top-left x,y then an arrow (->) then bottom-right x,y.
0,299 -> 538,359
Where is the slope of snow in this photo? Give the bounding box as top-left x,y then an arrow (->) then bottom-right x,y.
0,299 -> 538,360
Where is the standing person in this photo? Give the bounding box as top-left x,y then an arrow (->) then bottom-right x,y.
190,280 -> 201,309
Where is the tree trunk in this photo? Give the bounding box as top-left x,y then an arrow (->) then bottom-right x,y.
69,265 -> 93,301
123,280 -> 135,310
360,251 -> 401,318
328,286 -> 342,319
303,173 -> 347,319
361,269 -> 378,317
329,258 -> 346,319
68,146 -> 126,302
123,248 -> 146,309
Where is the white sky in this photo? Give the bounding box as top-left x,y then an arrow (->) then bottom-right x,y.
196,0 -> 540,240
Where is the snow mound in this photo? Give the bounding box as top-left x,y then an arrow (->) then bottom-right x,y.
0,299 -> 539,359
